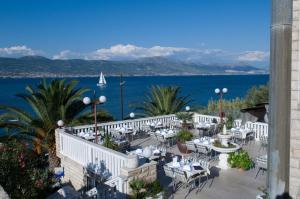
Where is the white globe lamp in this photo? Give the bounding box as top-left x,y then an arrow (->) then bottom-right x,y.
215,88 -> 220,94
99,96 -> 106,103
57,120 -> 64,127
130,112 -> 135,118
185,106 -> 190,111
83,97 -> 91,105
222,88 -> 228,93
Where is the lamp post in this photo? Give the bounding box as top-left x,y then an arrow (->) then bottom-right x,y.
120,73 -> 126,120
57,120 -> 64,129
129,112 -> 135,119
214,88 -> 228,122
185,106 -> 190,112
83,94 -> 107,143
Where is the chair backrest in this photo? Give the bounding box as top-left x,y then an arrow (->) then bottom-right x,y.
259,136 -> 268,143
174,169 -> 187,183
196,145 -> 209,155
199,159 -> 210,174
156,134 -> 165,142
186,141 -> 197,152
234,131 -> 243,139
163,165 -> 174,178
256,156 -> 267,170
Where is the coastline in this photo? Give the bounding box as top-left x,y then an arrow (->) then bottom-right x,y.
0,73 -> 269,79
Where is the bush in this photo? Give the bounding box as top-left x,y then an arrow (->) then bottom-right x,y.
228,150 -> 254,170
176,130 -> 193,143
146,180 -> 163,197
103,134 -> 119,151
0,140 -> 54,198
129,179 -> 146,199
129,179 -> 164,199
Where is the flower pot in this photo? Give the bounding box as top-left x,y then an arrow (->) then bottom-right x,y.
127,154 -> 139,169
177,141 -> 191,154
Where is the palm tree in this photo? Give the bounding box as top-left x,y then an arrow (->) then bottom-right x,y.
0,79 -> 112,170
138,85 -> 192,116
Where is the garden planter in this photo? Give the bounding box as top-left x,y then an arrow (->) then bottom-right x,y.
127,154 -> 139,169
177,141 -> 191,154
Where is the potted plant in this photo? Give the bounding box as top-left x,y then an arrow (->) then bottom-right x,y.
129,179 -> 146,199
176,112 -> 194,129
228,150 -> 254,171
145,180 -> 164,199
176,130 -> 193,154
103,134 -> 119,151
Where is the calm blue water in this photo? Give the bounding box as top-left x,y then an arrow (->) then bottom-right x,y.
0,75 -> 269,120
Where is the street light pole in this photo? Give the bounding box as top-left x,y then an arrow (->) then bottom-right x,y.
83,94 -> 106,144
120,73 -> 125,120
215,88 -> 228,122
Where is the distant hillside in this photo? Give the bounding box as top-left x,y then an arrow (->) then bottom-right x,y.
0,56 -> 267,77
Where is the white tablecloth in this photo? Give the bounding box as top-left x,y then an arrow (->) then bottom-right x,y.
155,129 -> 176,139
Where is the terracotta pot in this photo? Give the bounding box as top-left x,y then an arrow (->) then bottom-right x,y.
177,141 -> 191,154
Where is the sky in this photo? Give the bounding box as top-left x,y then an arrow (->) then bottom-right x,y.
0,0 -> 271,66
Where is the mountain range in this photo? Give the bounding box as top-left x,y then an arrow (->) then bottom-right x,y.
0,56 -> 267,77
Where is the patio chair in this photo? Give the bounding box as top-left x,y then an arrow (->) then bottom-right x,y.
245,131 -> 255,145
174,169 -> 199,195
259,136 -> 268,151
156,134 -> 167,147
233,131 -> 244,144
255,155 -> 267,178
149,131 -> 157,140
195,145 -> 211,159
194,159 -> 210,193
163,165 -> 176,192
186,141 -> 197,155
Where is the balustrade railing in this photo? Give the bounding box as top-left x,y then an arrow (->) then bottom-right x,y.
59,131 -> 128,178
71,114 -> 177,134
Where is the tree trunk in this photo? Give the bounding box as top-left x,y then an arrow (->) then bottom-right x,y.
48,145 -> 60,172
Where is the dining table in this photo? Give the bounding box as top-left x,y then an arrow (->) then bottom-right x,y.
128,145 -> 164,161
166,157 -> 205,178
192,137 -> 214,149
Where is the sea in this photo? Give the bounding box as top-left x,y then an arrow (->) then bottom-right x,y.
0,75 -> 269,120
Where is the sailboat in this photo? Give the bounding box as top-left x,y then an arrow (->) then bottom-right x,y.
97,72 -> 107,87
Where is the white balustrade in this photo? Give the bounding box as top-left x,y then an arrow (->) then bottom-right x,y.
193,113 -> 221,123
59,131 -> 128,178
193,114 -> 268,140
71,114 -> 177,134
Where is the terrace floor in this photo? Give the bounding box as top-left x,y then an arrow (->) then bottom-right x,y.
131,129 -> 267,199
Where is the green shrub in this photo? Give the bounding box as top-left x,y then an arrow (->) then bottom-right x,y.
176,130 -> 193,142
129,179 -> 164,199
146,180 -> 163,197
129,179 -> 146,199
103,134 -> 119,151
0,140 -> 54,199
228,150 -> 254,170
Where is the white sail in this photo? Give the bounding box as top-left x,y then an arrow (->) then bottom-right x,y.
97,72 -> 107,87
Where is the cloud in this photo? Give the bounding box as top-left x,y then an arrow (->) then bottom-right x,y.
237,51 -> 269,62
53,50 -> 83,60
0,45 -> 38,57
86,44 -> 190,60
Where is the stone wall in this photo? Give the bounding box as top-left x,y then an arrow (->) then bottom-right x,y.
120,161 -> 157,194
290,0 -> 300,197
60,155 -> 86,191
55,129 -> 157,195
